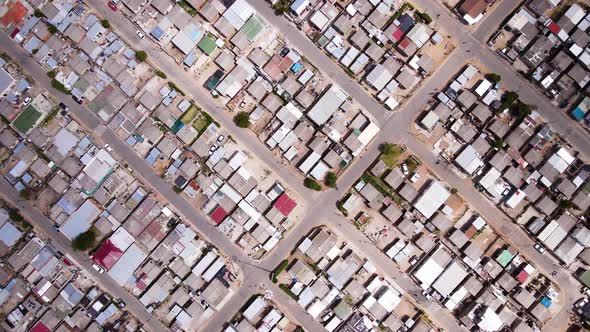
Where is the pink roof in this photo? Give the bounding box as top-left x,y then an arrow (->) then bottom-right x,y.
274,193 -> 297,217
399,38 -> 410,48
392,28 -> 404,41
92,239 -> 123,270
210,207 -> 227,224
517,270 -> 529,283
29,322 -> 51,332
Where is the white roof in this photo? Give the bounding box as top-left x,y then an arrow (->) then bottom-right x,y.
108,244 -> 147,286
291,0 -> 310,16
478,307 -> 504,331
357,122 -> 380,145
414,257 -> 444,287
366,64 -> 392,90
202,258 -> 225,282
421,111 -> 439,130
192,251 -> 218,277
455,145 -> 483,175
310,161 -> 329,180
556,147 -> 575,164
307,86 -> 347,125
299,152 -> 321,174
414,181 -> 451,218
243,297 -> 266,322
109,227 -> 135,251
479,167 -> 501,189
565,4 -> 585,24
0,222 -> 21,247
506,189 -> 526,208
475,79 -> 492,96
432,261 -> 468,297
538,220 -> 559,242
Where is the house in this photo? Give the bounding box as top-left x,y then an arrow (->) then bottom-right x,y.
459,0 -> 487,24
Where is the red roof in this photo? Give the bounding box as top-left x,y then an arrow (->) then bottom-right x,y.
210,206 -> 228,224
399,38 -> 410,48
0,1 -> 27,28
548,21 -> 561,34
274,193 -> 297,217
392,28 -> 404,41
29,322 -> 51,332
516,270 -> 529,283
91,239 -> 123,270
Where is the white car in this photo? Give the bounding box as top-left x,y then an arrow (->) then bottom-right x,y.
421,290 -> 433,301
410,173 -> 420,183
136,30 -> 145,39
217,135 -> 225,143
575,297 -> 589,308
401,163 -> 409,175
582,287 -> 590,296
22,96 -> 31,105
534,243 -> 546,254
92,263 -> 105,274
104,144 -> 113,152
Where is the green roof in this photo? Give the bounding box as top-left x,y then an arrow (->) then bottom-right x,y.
13,104 -> 43,135
496,249 -> 514,267
581,270 -> 590,288
197,35 -> 217,55
334,300 -> 353,319
240,15 -> 264,41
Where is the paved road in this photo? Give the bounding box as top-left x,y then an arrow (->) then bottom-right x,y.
84,0 -> 311,205
0,32 -> 321,332
472,0 -> 522,41
246,0 -> 590,162
0,178 -> 167,332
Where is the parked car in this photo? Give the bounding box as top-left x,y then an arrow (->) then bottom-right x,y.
534,243 -> 546,254
104,144 -> 113,152
107,1 -> 118,10
321,312 -> 334,323
92,264 -> 105,273
575,297 -> 589,308
216,135 -> 225,143
136,30 -> 145,39
421,290 -> 433,301
582,287 -> 590,296
208,145 -> 218,155
58,102 -> 68,111
22,96 -> 31,105
410,173 -> 420,183
401,163 -> 409,175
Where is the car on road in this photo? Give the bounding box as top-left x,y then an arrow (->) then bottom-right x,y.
92,263 -> 105,273
534,242 -> 546,254
104,144 -> 113,152
217,135 -> 225,143
53,225 -> 60,232
136,30 -> 145,39
321,312 -> 334,323
59,102 -> 68,111
421,290 -> 433,301
22,96 -> 31,105
107,1 -> 118,10
582,287 -> 590,296
72,95 -> 83,104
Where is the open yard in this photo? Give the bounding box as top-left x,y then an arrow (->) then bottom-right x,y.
13,104 -> 43,134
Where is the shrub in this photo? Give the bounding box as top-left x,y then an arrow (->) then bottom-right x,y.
415,12 -> 432,24
511,101 -> 533,119
304,177 -> 322,191
325,172 -> 337,188
271,260 -> 289,283
491,138 -> 504,149
273,0 -> 290,14
47,24 -> 58,34
71,227 -> 97,251
9,210 -> 23,222
233,112 -> 251,128
499,91 -> 519,112
100,19 -> 110,29
135,50 -> 147,62
51,79 -> 71,94
559,199 -> 573,210
47,71 -> 56,78
33,9 -> 44,17
154,70 -> 167,79
485,73 -> 501,83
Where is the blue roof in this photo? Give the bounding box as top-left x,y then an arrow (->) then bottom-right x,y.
151,26 -> 165,40
186,24 -> 203,42
145,148 -> 161,165
183,52 -> 198,66
571,107 -> 586,121
540,297 -> 552,308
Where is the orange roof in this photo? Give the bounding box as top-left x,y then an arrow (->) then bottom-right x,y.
0,1 -> 28,28
459,0 -> 487,18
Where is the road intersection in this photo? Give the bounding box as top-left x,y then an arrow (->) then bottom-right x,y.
1,0 -> 586,330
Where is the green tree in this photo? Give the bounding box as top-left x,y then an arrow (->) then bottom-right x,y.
154,70 -> 167,79
499,91 -> 519,111
100,19 -> 110,29
491,138 -> 504,149
325,172 -> 337,188
233,111 -> 251,128
304,177 -> 322,191
47,24 -> 58,34
381,143 -> 397,154
71,227 -> 97,251
8,210 -> 23,222
135,50 -> 147,62
485,73 -> 501,83
33,9 -> 44,17
559,199 -> 574,210
273,0 -> 290,14
512,102 -> 533,119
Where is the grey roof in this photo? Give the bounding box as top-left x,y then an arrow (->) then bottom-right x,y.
535,195 -> 558,216
448,229 -> 469,248
382,204 -> 403,222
